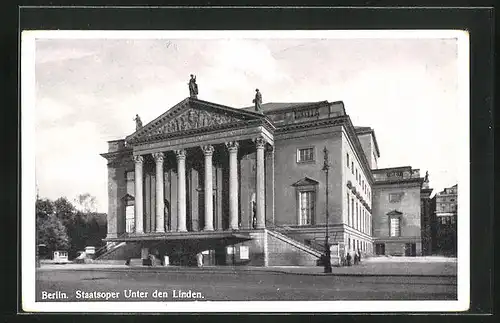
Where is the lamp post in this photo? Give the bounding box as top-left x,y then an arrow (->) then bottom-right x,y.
322,147 -> 332,273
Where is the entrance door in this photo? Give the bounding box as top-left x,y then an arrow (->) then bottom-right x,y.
405,243 -> 411,256
375,243 -> 385,255
405,243 -> 417,256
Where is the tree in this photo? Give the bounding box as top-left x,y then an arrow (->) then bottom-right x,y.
36,214 -> 70,253
36,195 -> 107,259
36,198 -> 54,219
73,193 -> 98,213
54,197 -> 76,228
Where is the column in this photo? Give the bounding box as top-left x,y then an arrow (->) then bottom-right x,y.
133,155 -> 144,234
265,146 -> 275,226
175,149 -> 187,232
254,137 -> 266,229
201,145 -> 214,231
153,152 -> 165,233
226,141 -> 239,230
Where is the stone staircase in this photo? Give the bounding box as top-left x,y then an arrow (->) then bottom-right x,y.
266,229 -> 323,258
95,235 -> 142,261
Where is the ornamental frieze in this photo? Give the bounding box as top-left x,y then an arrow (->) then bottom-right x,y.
151,108 -> 241,135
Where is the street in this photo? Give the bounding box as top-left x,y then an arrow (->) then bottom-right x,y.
36,268 -> 457,301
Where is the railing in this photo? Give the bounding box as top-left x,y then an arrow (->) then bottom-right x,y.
265,220 -> 325,254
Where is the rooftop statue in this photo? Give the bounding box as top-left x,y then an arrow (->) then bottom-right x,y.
424,171 -> 429,182
133,114 -> 143,131
188,74 -> 198,99
253,88 -> 262,113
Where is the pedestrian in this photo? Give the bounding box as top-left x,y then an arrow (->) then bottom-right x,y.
357,249 -> 362,263
346,252 -> 351,266
196,252 -> 203,268
354,251 -> 359,265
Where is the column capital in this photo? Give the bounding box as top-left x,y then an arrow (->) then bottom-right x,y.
174,149 -> 186,160
133,155 -> 144,164
253,137 -> 266,149
152,152 -> 165,163
225,141 -> 239,152
201,145 -> 214,156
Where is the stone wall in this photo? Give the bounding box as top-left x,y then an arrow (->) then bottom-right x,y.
273,130 -> 343,227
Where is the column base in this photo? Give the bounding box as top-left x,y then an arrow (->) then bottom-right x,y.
203,228 -> 214,232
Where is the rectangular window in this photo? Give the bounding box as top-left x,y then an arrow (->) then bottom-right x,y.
390,217 -> 401,237
299,191 -> 315,225
347,193 -> 350,225
351,199 -> 355,227
355,169 -> 358,181
125,205 -> 135,233
297,147 -> 314,163
351,162 -> 354,174
346,153 -> 350,167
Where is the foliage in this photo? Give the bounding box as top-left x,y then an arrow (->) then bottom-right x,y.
36,198 -> 54,219
35,194 -> 107,259
36,214 -> 70,253
73,193 -> 98,213
53,197 -> 77,228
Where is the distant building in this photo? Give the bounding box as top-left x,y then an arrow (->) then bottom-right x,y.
371,167 -> 429,256
433,184 -> 457,256
100,96 -> 432,266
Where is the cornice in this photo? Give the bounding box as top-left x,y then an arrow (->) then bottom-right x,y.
275,116 -> 345,134
373,178 -> 424,187
264,101 -> 330,115
100,148 -> 133,161
126,97 -> 275,146
342,117 -> 376,185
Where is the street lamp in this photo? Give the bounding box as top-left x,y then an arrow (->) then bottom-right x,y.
322,147 -> 332,273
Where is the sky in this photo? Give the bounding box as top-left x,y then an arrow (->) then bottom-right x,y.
31,31 -> 463,213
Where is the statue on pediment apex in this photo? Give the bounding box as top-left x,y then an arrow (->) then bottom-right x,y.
188,74 -> 198,99
253,88 -> 263,113
133,114 -> 143,131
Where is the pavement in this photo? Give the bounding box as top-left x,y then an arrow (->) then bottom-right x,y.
35,266 -> 457,301
38,256 -> 457,277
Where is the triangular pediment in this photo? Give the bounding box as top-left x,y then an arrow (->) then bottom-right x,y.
122,193 -> 134,201
292,177 -> 319,187
126,98 -> 265,144
386,210 -> 403,216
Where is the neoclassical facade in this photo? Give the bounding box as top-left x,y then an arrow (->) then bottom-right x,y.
100,96 -> 431,266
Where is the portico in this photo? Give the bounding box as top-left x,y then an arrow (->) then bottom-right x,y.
101,98 -> 275,265
128,138 -> 272,235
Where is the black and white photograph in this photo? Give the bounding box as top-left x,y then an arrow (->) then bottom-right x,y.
21,29 -> 470,312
